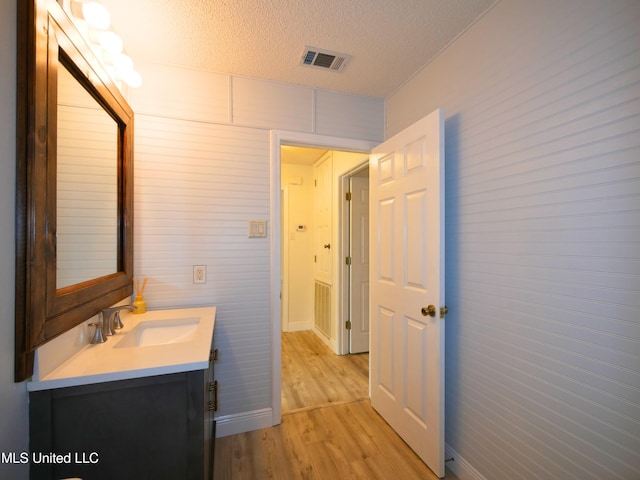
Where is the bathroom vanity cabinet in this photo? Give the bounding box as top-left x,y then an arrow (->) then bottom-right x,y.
29,362 -> 216,480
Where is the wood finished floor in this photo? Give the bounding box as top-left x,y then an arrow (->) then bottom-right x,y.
281,330 -> 369,414
214,330 -> 458,480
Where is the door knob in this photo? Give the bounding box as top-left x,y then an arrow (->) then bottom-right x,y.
324,243 -> 331,249
421,305 -> 436,317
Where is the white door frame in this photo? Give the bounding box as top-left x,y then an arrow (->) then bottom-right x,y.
281,187 -> 289,332
339,162 -> 370,355
270,130 -> 377,425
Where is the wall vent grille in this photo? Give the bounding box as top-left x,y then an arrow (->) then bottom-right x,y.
314,281 -> 331,337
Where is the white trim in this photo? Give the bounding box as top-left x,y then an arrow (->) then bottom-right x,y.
338,161 -> 370,355
312,325 -> 337,351
215,408 -> 273,438
445,444 -> 488,480
270,130 -> 377,427
338,173 -> 351,355
281,187 -> 289,332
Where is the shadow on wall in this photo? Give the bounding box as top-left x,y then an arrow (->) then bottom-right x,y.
443,113 -> 463,436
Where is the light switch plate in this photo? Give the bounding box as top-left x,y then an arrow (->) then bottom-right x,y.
248,220 -> 267,238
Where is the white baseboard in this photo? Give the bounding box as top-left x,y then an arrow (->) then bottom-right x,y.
445,444 -> 487,480
312,326 -> 338,353
215,408 -> 274,438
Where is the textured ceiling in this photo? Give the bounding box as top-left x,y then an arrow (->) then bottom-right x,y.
100,0 -> 498,98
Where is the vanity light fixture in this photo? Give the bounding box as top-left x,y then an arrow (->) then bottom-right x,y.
70,0 -> 111,30
66,0 -> 142,88
120,68 -> 142,88
90,30 -> 124,55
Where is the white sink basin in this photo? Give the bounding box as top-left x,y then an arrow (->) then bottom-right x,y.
115,317 -> 200,348
28,306 -> 216,391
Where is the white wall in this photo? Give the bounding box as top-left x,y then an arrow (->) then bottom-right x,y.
129,63 -> 383,434
0,0 -> 29,478
387,1 -> 640,479
282,163 -> 315,332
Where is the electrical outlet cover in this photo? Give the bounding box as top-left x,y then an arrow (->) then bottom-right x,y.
193,265 -> 206,284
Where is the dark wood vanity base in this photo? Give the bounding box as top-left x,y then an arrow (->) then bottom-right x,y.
29,370 -> 215,480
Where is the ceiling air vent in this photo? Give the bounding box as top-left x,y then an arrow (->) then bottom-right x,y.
300,46 -> 351,72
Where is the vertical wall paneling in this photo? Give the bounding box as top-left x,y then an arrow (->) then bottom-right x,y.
386,1 -> 640,479
130,62 -> 231,124
315,90 -> 384,142
232,76 -> 314,132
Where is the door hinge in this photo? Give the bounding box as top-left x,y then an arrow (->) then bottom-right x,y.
440,306 -> 449,319
346,320 -> 352,330
345,256 -> 351,265
346,192 -> 352,201
314,255 -> 317,263
208,380 -> 218,412
314,179 -> 317,187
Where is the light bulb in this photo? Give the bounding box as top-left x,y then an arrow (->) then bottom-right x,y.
113,53 -> 134,73
122,70 -> 142,88
82,2 -> 111,30
99,31 -> 123,55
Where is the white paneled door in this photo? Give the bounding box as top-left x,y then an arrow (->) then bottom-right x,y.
369,109 -> 445,477
314,152 -> 333,285
349,174 -> 370,354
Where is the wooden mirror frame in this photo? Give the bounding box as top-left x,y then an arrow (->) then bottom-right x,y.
15,0 -> 134,382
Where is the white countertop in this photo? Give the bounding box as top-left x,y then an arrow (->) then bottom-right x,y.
28,306 -> 216,392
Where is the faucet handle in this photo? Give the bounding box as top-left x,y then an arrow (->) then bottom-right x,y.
113,311 -> 124,330
101,311 -> 115,336
88,322 -> 106,344
101,305 -> 137,336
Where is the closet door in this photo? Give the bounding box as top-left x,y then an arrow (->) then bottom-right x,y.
314,152 -> 333,285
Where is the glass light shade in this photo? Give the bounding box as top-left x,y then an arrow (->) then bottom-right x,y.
82,2 -> 111,30
121,70 -> 143,88
99,31 -> 124,54
113,53 -> 134,73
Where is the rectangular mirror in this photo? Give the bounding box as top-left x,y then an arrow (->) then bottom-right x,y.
57,63 -> 119,288
15,0 -> 134,381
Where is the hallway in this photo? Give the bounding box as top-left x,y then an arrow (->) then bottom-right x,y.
281,330 -> 368,413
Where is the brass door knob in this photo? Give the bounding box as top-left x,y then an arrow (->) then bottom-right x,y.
421,305 -> 436,317
324,243 -> 331,249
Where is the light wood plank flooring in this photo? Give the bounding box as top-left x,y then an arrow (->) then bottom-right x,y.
214,330 -> 458,480
281,330 -> 369,413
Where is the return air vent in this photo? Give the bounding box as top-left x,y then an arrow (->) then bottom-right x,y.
300,46 -> 351,72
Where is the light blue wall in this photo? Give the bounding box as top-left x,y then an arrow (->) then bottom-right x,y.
387,0 -> 640,478
0,0 -> 29,478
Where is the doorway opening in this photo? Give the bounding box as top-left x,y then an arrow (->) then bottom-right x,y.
269,130 -> 378,425
280,146 -> 369,413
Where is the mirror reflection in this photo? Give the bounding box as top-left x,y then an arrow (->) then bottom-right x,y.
56,64 -> 119,288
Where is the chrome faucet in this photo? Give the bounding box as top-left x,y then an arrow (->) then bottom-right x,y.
88,321 -> 106,344
100,305 -> 137,337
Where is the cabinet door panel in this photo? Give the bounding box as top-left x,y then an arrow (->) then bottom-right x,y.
30,372 -> 205,480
